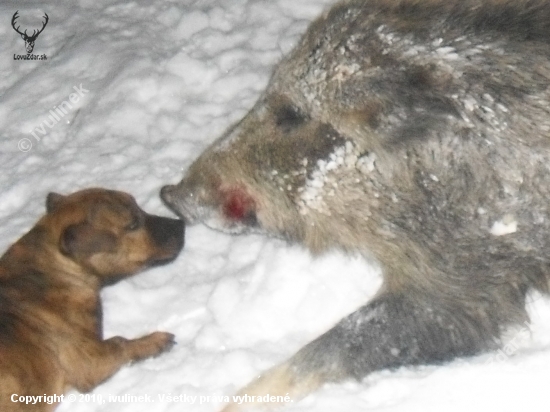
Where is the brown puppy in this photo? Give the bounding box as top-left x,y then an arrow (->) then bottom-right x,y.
0,188 -> 184,411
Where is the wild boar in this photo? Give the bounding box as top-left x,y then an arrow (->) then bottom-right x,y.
162,0 -> 550,409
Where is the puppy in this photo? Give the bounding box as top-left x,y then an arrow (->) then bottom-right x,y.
0,188 -> 184,411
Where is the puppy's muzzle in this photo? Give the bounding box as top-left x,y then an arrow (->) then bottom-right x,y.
144,215 -> 185,265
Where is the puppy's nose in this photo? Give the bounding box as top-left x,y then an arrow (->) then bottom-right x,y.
146,214 -> 185,249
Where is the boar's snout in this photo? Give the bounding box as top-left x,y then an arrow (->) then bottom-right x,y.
160,184 -> 177,208
161,184 -> 194,223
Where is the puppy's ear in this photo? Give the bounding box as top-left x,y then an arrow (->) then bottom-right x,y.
46,192 -> 66,213
60,223 -> 117,257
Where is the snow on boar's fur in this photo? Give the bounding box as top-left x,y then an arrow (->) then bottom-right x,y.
162,0 -> 550,409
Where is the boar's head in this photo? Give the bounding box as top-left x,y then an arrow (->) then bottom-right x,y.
161,91 -> 349,243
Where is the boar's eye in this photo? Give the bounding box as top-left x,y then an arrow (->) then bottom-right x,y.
275,104 -> 306,132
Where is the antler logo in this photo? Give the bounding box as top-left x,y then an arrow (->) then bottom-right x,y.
11,11 -> 49,54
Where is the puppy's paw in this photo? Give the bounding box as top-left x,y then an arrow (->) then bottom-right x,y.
142,331 -> 176,355
127,331 -> 176,362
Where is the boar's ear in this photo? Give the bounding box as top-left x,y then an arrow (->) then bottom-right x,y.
46,192 -> 66,213
59,223 -> 117,257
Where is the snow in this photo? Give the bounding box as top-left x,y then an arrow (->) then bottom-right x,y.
298,141 -> 361,215
2,0 -> 550,411
490,215 -> 518,236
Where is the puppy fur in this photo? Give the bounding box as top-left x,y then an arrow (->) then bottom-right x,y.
0,188 -> 184,411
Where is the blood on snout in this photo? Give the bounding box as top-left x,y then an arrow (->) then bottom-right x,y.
221,188 -> 256,221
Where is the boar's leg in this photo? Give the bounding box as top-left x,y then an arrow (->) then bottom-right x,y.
222,290 -> 505,411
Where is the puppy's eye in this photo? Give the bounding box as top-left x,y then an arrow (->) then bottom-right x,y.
126,217 -> 141,231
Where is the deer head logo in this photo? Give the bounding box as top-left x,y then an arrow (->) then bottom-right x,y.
12,11 -> 49,54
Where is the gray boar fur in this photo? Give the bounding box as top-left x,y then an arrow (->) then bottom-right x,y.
162,0 -> 550,408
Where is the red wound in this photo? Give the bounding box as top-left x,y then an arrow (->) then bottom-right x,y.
222,188 -> 255,221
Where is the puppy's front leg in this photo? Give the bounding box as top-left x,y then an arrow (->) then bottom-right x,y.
66,332 -> 175,393
109,332 -> 175,363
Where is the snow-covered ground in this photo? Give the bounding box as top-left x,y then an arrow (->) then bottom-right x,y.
2,0 -> 550,411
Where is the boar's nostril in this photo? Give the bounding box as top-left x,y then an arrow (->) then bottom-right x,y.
160,185 -> 175,205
